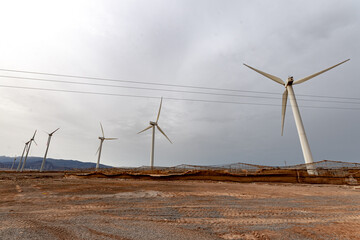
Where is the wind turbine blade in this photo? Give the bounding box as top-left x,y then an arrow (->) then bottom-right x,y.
293,59 -> 350,85
50,128 -> 60,135
156,97 -> 163,123
32,130 -> 37,139
105,138 -> 117,140
243,63 -> 285,85
281,89 -> 288,136
33,140 -> 38,146
156,125 -> 172,144
100,122 -> 105,138
137,125 -> 152,134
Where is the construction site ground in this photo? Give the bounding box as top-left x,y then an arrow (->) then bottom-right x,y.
1,172 -> 360,240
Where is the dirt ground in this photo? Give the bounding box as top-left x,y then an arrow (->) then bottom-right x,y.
1,172 -> 360,240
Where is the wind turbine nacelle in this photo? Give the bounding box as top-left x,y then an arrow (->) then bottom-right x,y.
285,76 -> 294,87
150,121 -> 156,126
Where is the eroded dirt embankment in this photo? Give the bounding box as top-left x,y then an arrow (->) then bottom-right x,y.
64,169 -> 360,185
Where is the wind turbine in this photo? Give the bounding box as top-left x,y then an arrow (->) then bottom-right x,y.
244,59 -> 350,175
95,123 -> 117,170
21,130 -> 37,172
16,141 -> 29,172
138,97 -> 172,170
11,156 -> 17,170
40,128 -> 60,172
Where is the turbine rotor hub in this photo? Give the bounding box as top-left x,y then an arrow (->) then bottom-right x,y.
285,76 -> 294,87
150,121 -> 156,126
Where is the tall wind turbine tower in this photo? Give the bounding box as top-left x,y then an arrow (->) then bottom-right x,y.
138,97 -> 172,170
17,141 -> 29,172
40,128 -> 60,172
96,123 -> 117,171
21,130 -> 37,172
244,59 -> 349,175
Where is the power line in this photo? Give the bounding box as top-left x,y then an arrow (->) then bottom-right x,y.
0,67 -> 264,93
1,84 -> 359,110
1,74 -> 359,105
0,74 -> 279,99
0,67 -> 359,101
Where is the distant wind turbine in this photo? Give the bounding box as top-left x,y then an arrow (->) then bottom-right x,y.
95,123 -> 117,170
17,141 -> 29,172
138,97 -> 172,170
21,130 -> 37,172
244,59 -> 350,175
40,128 -> 60,172
11,156 -> 17,170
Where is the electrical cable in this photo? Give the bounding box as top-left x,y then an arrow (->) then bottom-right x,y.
0,68 -> 359,101
0,84 -> 359,110
1,75 -> 359,105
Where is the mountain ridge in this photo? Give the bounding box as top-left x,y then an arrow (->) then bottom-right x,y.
0,156 -> 113,170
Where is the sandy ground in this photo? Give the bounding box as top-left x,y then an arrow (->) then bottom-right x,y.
1,173 -> 360,240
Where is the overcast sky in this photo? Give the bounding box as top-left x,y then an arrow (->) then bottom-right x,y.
0,0 -> 359,168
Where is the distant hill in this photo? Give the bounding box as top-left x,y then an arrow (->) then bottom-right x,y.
0,156 -> 112,171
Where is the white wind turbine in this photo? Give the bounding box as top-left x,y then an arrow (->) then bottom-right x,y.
96,123 -> 117,170
138,97 -> 172,170
244,59 -> 350,175
17,141 -> 29,172
21,130 -> 37,172
11,156 -> 17,170
40,128 -> 60,172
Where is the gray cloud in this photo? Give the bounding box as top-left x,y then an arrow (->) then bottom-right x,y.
0,0 -> 359,168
